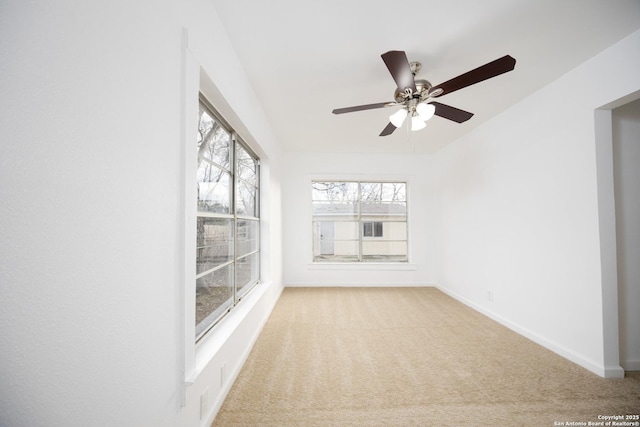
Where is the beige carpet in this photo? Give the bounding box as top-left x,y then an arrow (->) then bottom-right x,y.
213,287 -> 640,426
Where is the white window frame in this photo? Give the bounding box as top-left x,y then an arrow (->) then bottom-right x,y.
195,96 -> 261,342
311,180 -> 408,263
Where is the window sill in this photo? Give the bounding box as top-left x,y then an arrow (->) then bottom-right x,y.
188,281 -> 268,383
308,262 -> 417,271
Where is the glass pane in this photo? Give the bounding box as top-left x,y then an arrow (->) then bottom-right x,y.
312,182 -> 358,219
381,221 -> 406,240
236,144 -> 257,186
236,252 -> 259,297
197,164 -> 231,214
313,240 -> 359,262
312,200 -> 357,218
334,221 -> 359,239
360,182 -> 406,201
313,219 -> 359,262
362,221 -> 406,239
375,221 -> 383,237
362,221 -> 386,238
313,221 -> 333,257
360,201 -> 406,216
198,106 -> 231,171
198,107 -> 214,145
195,263 -> 234,336
312,181 -> 358,201
236,219 -> 259,258
334,240 -> 359,257
196,217 -> 234,274
360,182 -> 406,217
362,240 -> 407,262
236,180 -> 257,217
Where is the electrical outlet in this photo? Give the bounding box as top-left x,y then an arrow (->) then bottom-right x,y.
200,388 -> 209,420
487,291 -> 494,302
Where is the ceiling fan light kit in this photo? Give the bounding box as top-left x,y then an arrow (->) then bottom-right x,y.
332,50 -> 516,136
389,108 -> 408,127
416,102 -> 436,121
411,114 -> 427,131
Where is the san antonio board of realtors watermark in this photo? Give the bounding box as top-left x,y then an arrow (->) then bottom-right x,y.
554,415 -> 640,426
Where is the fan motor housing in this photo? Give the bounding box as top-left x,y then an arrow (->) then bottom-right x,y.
394,79 -> 432,103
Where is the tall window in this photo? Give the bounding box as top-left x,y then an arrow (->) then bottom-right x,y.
312,181 -> 407,262
196,98 -> 260,340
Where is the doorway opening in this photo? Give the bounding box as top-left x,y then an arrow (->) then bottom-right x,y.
612,98 -> 640,372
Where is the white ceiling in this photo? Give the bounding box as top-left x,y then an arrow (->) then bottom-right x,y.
211,0 -> 640,154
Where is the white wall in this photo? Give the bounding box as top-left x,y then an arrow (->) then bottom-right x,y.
282,151 -> 435,287
612,98 -> 640,371
432,29 -> 640,377
0,1 -> 283,426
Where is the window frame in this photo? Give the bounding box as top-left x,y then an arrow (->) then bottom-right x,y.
196,95 -> 260,342
311,180 -> 408,263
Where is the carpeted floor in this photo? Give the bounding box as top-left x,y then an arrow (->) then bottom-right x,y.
213,287 -> 640,426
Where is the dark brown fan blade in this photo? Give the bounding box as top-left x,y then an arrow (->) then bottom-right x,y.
379,122 -> 397,136
381,50 -> 417,93
431,55 -> 516,97
332,102 -> 394,114
430,102 -> 474,123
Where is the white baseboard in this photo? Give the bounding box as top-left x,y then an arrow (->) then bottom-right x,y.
621,359 -> 640,372
285,282 -> 436,287
604,365 -> 626,378
434,285 -> 623,379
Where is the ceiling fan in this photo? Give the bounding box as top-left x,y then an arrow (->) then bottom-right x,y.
332,51 -> 516,136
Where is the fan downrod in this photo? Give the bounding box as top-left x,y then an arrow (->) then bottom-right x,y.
409,61 -> 422,76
